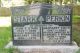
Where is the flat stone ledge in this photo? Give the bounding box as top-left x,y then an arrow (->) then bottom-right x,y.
5,41 -> 79,53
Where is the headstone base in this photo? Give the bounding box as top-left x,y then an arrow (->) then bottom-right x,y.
5,41 -> 79,53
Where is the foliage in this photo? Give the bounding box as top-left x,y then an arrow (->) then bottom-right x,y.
0,7 -> 11,16
24,0 -> 78,5
78,0 -> 80,2
73,5 -> 80,16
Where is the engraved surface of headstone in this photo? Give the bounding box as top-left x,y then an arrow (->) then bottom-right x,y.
11,4 -> 72,45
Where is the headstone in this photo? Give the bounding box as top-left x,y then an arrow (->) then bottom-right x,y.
11,4 -> 72,45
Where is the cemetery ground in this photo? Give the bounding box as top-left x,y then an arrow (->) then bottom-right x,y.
0,16 -> 80,53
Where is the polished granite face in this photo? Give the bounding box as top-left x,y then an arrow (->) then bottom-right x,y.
11,4 -> 72,45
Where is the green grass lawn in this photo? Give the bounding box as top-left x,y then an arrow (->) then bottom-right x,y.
73,16 -> 80,23
0,27 -> 11,48
0,27 -> 13,53
72,15 -> 80,46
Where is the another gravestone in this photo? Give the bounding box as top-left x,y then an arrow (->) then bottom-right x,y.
11,4 -> 72,45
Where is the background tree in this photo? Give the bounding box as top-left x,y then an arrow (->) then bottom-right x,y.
63,0 -> 77,5
78,0 -> 80,2
24,0 -> 32,4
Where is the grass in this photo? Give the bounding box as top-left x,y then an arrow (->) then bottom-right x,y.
73,26 -> 80,46
72,15 -> 80,46
0,27 -> 12,48
0,27 -> 18,53
73,15 -> 80,23
76,48 -> 80,53
0,48 -> 20,53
